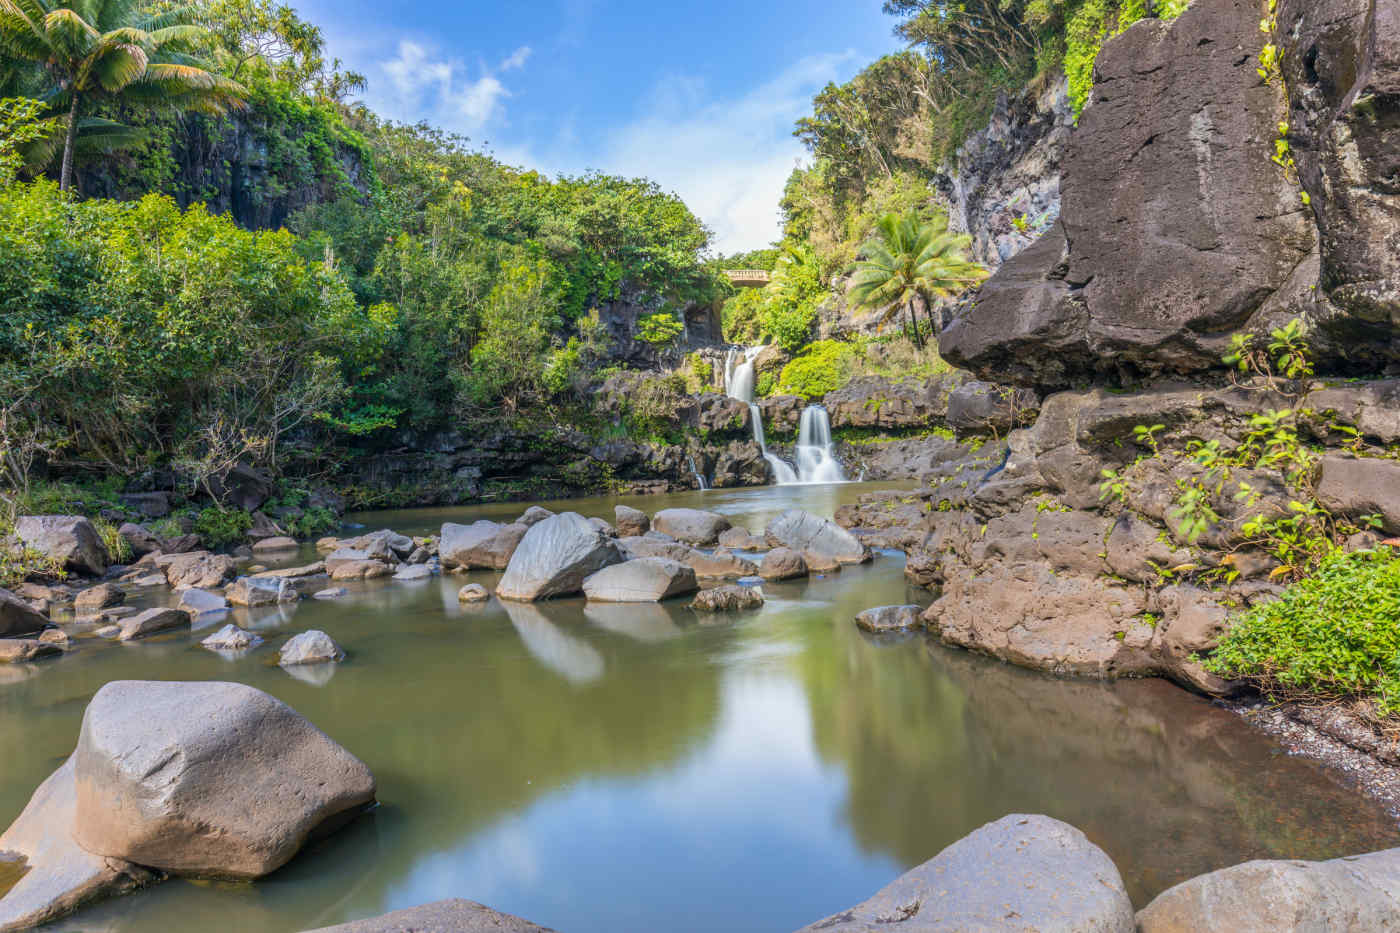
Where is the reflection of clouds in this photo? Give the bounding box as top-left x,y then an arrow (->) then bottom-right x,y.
501,602 -> 604,685
583,603 -> 684,642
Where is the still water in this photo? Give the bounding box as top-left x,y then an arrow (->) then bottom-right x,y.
3,483 -> 1397,932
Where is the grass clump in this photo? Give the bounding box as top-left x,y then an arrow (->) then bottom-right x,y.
1205,548 -> 1400,713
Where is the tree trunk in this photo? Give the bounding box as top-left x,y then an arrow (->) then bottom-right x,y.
59,93 -> 80,192
924,294 -> 940,345
906,302 -> 924,349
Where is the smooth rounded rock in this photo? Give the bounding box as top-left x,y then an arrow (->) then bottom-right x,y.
279,630 -> 344,666
855,605 -> 922,633
582,558 -> 698,602
178,588 -> 229,617
116,608 -> 189,642
497,512 -> 622,602
689,585 -> 764,612
303,899 -> 557,933
251,536 -> 299,553
0,587 -> 49,638
457,583 -> 490,603
614,505 -> 650,537
0,639 -> 62,663
440,521 -> 529,571
200,624 -> 262,652
73,583 -> 124,613
330,560 -> 393,582
652,508 -> 732,546
766,508 -> 871,564
759,547 -> 808,581
13,516 -> 109,577
392,564 -> 432,581
516,506 -> 555,527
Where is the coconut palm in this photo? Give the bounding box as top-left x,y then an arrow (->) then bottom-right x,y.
0,0 -> 245,190
848,209 -> 988,349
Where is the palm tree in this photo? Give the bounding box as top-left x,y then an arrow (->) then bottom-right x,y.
0,0 -> 245,191
848,209 -> 988,349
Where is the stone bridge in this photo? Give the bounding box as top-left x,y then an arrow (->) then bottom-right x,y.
724,269 -> 770,287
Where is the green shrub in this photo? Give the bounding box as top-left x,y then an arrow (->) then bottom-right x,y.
95,518 -> 133,565
777,340 -> 858,400
1205,548 -> 1400,712
194,507 -> 254,550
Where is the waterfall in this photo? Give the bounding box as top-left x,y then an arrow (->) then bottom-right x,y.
687,455 -> 709,491
794,405 -> 846,484
725,346 -> 798,485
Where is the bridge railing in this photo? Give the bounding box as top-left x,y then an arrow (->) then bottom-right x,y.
724,269 -> 771,286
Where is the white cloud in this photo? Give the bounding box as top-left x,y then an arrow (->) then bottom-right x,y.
370,40 -> 521,133
500,46 -> 533,71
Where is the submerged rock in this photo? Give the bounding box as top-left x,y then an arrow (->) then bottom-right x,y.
582,558 -> 698,603
855,605 -> 922,633
496,512 -> 622,602
794,814 -> 1134,932
651,508 -> 732,546
1137,848 -> 1400,932
392,564 -> 432,581
279,630 -> 344,666
303,899 -> 557,933
251,536 -> 299,553
689,585 -> 764,612
70,680 -> 374,879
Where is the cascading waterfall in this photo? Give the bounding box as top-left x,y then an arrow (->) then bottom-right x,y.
687,455 -> 709,491
724,346 -> 844,486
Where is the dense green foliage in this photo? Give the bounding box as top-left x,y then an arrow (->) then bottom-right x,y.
1205,548 -> 1400,713
777,341 -> 860,399
720,244 -> 826,352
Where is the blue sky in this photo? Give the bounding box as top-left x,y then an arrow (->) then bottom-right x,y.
294,1 -> 903,254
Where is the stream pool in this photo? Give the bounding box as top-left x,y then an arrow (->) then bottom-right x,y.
3,482 -> 1397,932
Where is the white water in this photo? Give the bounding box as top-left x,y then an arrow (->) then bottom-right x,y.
687,455 -> 709,491
724,346 -> 844,486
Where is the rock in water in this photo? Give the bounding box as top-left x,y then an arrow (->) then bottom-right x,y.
855,605 -> 922,633
251,536 -> 299,553
582,558 -> 698,602
163,552 -> 237,590
12,516 -> 110,577
179,588 -> 230,617
689,585 -> 764,612
496,513 -> 622,602
516,506 -> 554,527
759,548 -> 808,581
330,560 -> 393,582
0,639 -> 62,663
686,548 -> 759,579
0,587 -> 49,637
0,758 -> 153,932
302,899 -> 557,933
72,583 -> 124,612
70,680 -> 375,879
200,624 -> 262,652
614,505 -> 650,537
439,521 -> 528,571
116,608 -> 189,642
765,509 -> 871,564
457,583 -> 490,603
280,630 -> 344,666
226,576 -> 298,607
794,814 -> 1135,932
1137,848 -> 1400,932
651,508 -> 732,546
392,564 -> 432,581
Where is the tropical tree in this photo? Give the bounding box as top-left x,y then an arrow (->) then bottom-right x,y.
848,209 -> 987,348
0,0 -> 245,190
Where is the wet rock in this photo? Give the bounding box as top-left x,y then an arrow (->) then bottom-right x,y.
0,588 -> 50,638
330,560 -> 393,582
13,516 -> 109,577
37,629 -> 70,648
686,547 -> 759,580
687,394 -> 751,437
825,375 -> 953,430
439,521 -> 529,571
497,513 -> 623,602
200,624 -> 261,652
710,440 -> 770,489
759,548 -> 808,581
178,588 -> 229,617
803,550 -> 841,574
794,814 -> 1134,932
302,898 -> 557,933
614,505 -> 650,537
227,576 -> 299,607
0,758 -> 154,932
406,546 -> 431,565
313,587 -> 348,600
583,558 -> 698,603
279,631 -> 344,666
855,605 -> 922,634
324,548 -> 371,573
251,536 -> 299,553
457,583 -> 490,603
71,680 -> 374,879
765,509 -> 871,564
1315,455 -> 1400,534
115,608 -> 190,642
516,506 -> 555,528
0,639 -> 62,663
652,508 -> 732,546
163,552 -> 237,590
758,394 -> 806,433
253,562 -> 327,579
689,584 -> 764,612
1137,848 -> 1400,932
392,564 -> 432,582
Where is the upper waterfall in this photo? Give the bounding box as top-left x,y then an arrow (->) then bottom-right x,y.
724,346 -> 845,486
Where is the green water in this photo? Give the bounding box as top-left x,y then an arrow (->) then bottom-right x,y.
3,483 -> 1396,932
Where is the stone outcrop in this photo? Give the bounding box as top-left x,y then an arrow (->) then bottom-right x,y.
71,680 -> 374,879
12,516 -> 109,577
302,899 -> 557,933
582,557 -> 698,602
794,814 -> 1134,932
765,509 -> 871,564
497,512 -> 623,601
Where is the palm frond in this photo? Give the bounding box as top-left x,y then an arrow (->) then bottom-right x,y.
91,41 -> 147,91
42,8 -> 99,58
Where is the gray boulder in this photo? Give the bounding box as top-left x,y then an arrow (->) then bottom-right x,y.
652,508 -> 732,546
314,587 -> 349,600
201,624 -> 261,652
615,504 -> 650,537
439,520 -> 528,571
1137,847 -> 1400,932
340,529 -> 414,561
392,564 -> 432,581
516,506 -> 554,527
765,509 -> 871,564
118,522 -> 162,556
582,558 -> 698,602
616,535 -> 694,562
71,680 -> 375,878
13,516 -> 109,576
163,552 -> 237,590
251,536 -> 298,553
0,639 -> 62,663
795,814 -> 1134,932
717,527 -> 768,551
689,585 -> 764,612
457,583 -> 490,603
760,548 -> 809,581
497,512 -> 623,601
687,547 -> 760,579
0,758 -> 153,932
73,583 -> 124,613
227,576 -> 298,607
116,608 -> 189,642
855,605 -> 922,633
330,560 -> 393,582
1315,455 -> 1400,534
302,899 -> 557,933
324,548 -> 371,573
280,630 -> 344,666
0,587 -> 49,637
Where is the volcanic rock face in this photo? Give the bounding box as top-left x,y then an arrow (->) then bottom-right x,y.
943,0 -> 1399,386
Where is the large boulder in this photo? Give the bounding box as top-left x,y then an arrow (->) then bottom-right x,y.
1137,848 -> 1400,932
941,0 -> 1317,386
227,576 -> 299,607
1315,455 -> 1400,533
652,508 -> 732,546
163,552 -> 237,590
303,899 -> 557,933
794,814 -> 1135,932
208,464 -> 273,512
439,520 -> 528,571
686,547 -> 759,579
759,547 -> 808,581
12,516 -> 109,577
689,585 -> 764,612
0,639 -> 62,663
70,680 -> 375,879
496,512 -> 623,601
765,509 -> 871,564
616,535 -> 694,562
582,558 -> 698,602
279,630 -> 344,666
115,607 -> 190,642
825,375 -> 953,430
855,605 -> 922,634
73,583 -> 124,613
0,758 -> 153,932
614,505 -> 650,537
0,587 -> 49,637
340,529 -> 414,562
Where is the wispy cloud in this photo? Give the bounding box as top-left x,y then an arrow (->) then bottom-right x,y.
500,46 -> 532,71
369,40 -> 524,133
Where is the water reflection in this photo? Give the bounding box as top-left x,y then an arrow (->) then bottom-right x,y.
2,482 -> 1396,933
